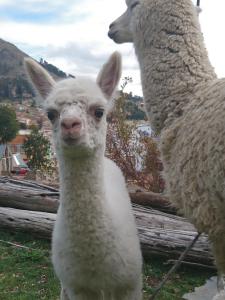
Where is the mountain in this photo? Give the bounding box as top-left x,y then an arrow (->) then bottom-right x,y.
0,38 -> 68,102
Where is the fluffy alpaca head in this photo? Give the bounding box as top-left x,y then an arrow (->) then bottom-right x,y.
108,0 -> 200,44
24,52 -> 122,158
108,0 -> 141,43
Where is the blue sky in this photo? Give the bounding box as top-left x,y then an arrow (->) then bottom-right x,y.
0,0 -> 87,23
0,0 -> 224,96
0,9 -> 59,23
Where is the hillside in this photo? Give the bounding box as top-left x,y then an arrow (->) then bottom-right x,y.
0,38 -> 67,102
0,38 -> 145,118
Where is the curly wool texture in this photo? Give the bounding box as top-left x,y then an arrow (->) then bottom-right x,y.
25,54 -> 142,300
161,80 -> 225,236
133,0 -> 225,271
132,0 -> 216,133
109,0 -> 225,273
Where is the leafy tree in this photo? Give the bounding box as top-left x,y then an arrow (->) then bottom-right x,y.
23,127 -> 54,174
126,101 -> 146,120
0,105 -> 19,173
106,77 -> 164,192
0,105 -> 19,144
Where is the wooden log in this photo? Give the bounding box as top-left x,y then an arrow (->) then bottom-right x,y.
128,184 -> 176,214
0,177 -> 174,214
0,207 -> 55,239
0,205 -> 214,267
0,177 -> 214,266
134,205 -> 213,266
0,177 -> 59,213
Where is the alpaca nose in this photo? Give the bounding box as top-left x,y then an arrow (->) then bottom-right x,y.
108,30 -> 115,39
61,118 -> 82,135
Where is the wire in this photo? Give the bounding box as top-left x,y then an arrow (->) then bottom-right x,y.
149,232 -> 202,300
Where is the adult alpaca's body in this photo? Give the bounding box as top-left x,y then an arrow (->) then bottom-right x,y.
25,53 -> 142,300
109,0 -> 215,133
108,0 -> 225,294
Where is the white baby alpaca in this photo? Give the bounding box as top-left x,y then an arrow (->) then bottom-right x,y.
25,52 -> 142,300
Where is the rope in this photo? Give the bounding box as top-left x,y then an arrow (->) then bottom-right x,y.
149,232 -> 202,300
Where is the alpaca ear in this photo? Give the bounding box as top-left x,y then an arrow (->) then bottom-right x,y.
24,57 -> 55,99
97,51 -> 122,100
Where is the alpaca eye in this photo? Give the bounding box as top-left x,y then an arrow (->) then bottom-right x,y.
47,110 -> 58,122
95,108 -> 104,119
130,1 -> 139,10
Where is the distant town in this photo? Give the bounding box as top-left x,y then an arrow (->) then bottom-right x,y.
0,37 -> 155,187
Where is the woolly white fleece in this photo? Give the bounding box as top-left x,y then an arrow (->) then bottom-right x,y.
109,0 -> 225,277
25,53 -> 142,300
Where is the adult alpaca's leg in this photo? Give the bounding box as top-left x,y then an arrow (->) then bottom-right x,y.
212,239 -> 225,292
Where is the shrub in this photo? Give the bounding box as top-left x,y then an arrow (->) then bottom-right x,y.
106,78 -> 164,192
23,127 -> 54,174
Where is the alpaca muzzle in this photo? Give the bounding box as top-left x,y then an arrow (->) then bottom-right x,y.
61,117 -> 82,138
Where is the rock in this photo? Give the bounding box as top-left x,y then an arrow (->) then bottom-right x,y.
183,277 -> 218,300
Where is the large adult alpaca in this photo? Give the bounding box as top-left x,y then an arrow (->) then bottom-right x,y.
25,53 -> 142,300
108,0 -> 225,295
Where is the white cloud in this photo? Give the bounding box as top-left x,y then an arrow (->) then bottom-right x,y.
0,0 -> 68,11
0,0 -> 225,96
0,0 -> 138,92
199,0 -> 225,78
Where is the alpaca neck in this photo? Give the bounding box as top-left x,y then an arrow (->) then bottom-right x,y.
133,0 -> 216,133
58,148 -> 105,212
57,148 -> 115,252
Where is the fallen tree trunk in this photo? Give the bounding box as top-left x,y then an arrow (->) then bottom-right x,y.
134,205 -> 213,267
0,177 -> 59,213
0,177 -> 174,214
128,184 -> 176,214
0,205 -> 214,267
0,207 -> 56,239
0,177 -> 214,267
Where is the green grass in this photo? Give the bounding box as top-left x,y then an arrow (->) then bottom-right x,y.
142,258 -> 215,299
0,230 -> 215,299
0,230 -> 60,300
